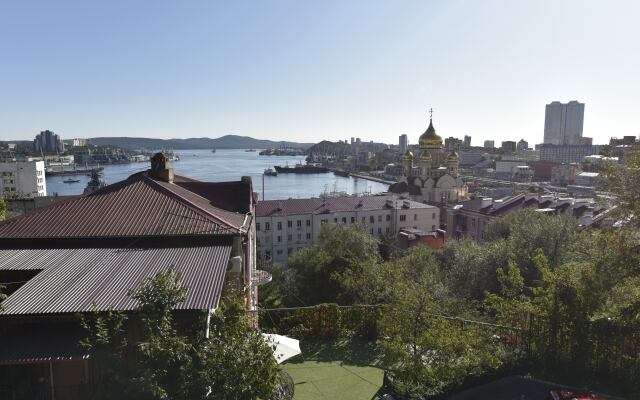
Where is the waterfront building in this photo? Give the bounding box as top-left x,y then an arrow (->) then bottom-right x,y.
484,140 -> 495,149
543,101 -> 585,145
389,116 -> 467,204
447,194 -> 606,242
256,195 -> 440,265
0,160 -> 46,197
536,143 -> 600,163
0,154 -> 261,397
72,138 -> 89,147
399,134 -> 408,154
33,130 -> 65,154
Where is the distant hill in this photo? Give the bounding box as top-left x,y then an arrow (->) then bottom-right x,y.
87,135 -> 314,150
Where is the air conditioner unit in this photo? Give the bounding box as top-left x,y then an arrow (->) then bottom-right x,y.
227,256 -> 243,274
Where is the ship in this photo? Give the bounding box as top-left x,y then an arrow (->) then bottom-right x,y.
63,178 -> 80,184
263,168 -> 278,176
333,169 -> 350,177
274,163 -> 329,174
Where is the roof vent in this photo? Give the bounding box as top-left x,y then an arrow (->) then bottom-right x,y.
150,153 -> 174,183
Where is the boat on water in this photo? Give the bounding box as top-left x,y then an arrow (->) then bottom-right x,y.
245,149 -> 257,152
263,168 -> 278,176
333,170 -> 350,177
274,163 -> 329,174
63,178 -> 80,184
211,148 -> 216,153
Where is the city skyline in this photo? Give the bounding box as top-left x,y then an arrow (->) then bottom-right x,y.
1,1 -> 639,145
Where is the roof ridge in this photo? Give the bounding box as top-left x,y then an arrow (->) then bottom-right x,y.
142,174 -> 242,233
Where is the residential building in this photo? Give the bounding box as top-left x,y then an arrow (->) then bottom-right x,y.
0,160 -> 46,197
501,141 -> 517,153
399,134 -> 408,154
517,139 -> 529,151
543,101 -> 585,145
537,143 -> 600,163
484,140 -> 495,149
551,163 -> 580,186
33,130 -> 64,154
389,116 -> 467,204
459,151 -> 486,166
397,228 -> 446,250
448,194 -> 606,242
444,137 -> 463,151
0,154 -> 261,397
463,135 -> 472,148
256,195 -> 440,265
72,138 -> 89,147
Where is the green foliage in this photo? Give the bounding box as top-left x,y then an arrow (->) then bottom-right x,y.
0,197 -> 6,221
81,267 -> 282,400
600,144 -> 640,229
286,223 -> 382,305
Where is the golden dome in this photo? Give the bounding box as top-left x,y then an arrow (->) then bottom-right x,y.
419,150 -> 432,160
447,151 -> 459,161
419,119 -> 442,147
403,150 -> 414,160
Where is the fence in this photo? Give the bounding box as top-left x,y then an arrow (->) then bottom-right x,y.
253,304 -> 640,394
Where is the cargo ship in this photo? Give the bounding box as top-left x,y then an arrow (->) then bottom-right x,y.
274,163 -> 329,174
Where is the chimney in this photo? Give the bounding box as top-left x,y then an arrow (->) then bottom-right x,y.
149,152 -> 174,183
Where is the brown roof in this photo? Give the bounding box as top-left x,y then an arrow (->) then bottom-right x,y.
256,195 -> 435,217
0,171 -> 251,239
0,242 -> 232,315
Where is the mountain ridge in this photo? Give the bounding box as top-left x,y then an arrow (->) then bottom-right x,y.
85,135 -> 314,150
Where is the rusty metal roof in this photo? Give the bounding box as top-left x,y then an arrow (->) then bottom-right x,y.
0,172 -> 250,239
0,243 -> 232,315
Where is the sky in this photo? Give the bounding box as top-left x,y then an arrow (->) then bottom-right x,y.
1,1 -> 639,146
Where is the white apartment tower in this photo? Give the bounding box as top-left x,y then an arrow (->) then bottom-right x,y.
0,161 -> 47,197
543,101 -> 585,145
399,134 -> 408,154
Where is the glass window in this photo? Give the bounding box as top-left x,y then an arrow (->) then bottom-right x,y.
265,222 -> 270,231
306,233 -> 311,239
378,215 -> 382,222
287,220 -> 292,228
287,234 -> 292,241
277,222 -> 282,230
342,217 -> 347,223
306,220 -> 311,226
432,212 -> 436,219
297,220 -> 302,227
277,236 -> 282,242
256,223 -> 261,231
414,214 -> 417,220
386,214 -> 390,221
351,217 -> 355,223
400,215 -> 406,222
370,216 -> 374,223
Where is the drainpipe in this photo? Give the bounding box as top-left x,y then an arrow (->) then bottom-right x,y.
49,361 -> 55,400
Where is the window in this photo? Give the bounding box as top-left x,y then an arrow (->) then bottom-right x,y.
306,233 -> 311,239
471,218 -> 476,228
386,214 -> 390,221
370,216 -> 374,223
400,215 -> 406,222
297,220 -> 302,227
265,222 -> 270,231
377,227 -> 382,235
265,250 -> 271,259
342,217 -> 347,223
351,217 -> 355,223
386,227 -> 390,234
362,217 -> 366,223
334,218 -> 338,223
306,219 -> 311,226
297,233 -> 302,240
378,215 -> 382,222
277,222 -> 282,230
277,236 -> 282,243
256,223 -> 261,231
287,220 -> 292,228
276,249 -> 283,255
370,228 -> 374,234
287,234 -> 292,241
432,212 -> 436,219
414,214 -> 417,221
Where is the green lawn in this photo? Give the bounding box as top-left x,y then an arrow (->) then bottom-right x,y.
281,340 -> 384,400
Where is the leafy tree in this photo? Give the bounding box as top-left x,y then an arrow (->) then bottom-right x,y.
600,144 -> 640,229
81,267 -> 282,400
0,197 -> 6,221
286,223 -> 382,305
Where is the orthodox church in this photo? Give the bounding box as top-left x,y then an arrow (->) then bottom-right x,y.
389,117 -> 467,204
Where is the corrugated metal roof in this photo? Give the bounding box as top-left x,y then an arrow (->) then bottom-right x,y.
0,244 -> 231,315
256,195 -> 435,217
0,172 -> 250,239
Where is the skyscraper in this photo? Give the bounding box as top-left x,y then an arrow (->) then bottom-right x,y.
399,134 -> 408,154
463,135 -> 471,148
33,130 -> 65,154
484,140 -> 495,149
543,101 -> 585,145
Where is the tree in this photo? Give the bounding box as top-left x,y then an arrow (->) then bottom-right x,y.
81,267 -> 282,400
0,197 -> 6,221
600,144 -> 640,229
286,223 -> 382,305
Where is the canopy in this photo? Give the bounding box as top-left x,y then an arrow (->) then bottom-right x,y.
262,333 -> 301,364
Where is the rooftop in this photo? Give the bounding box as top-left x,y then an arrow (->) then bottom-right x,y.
256,195 -> 435,218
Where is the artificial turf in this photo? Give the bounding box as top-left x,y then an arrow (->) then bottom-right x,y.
281,340 -> 384,400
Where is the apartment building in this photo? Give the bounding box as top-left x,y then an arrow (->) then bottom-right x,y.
0,160 -> 46,197
256,195 -> 440,265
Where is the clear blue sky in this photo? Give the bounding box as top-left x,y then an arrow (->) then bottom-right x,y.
1,0 -> 638,145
